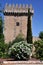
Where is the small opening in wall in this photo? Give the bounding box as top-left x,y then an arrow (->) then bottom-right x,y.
16,22 -> 20,26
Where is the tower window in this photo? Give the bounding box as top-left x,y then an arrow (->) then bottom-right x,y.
16,22 -> 19,26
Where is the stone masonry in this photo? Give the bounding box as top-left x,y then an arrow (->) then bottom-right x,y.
2,61 -> 43,65
3,4 -> 34,43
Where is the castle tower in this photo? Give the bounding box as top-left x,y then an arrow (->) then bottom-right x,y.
3,4 -> 34,43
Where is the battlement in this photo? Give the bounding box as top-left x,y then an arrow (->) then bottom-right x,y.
4,3 -> 34,14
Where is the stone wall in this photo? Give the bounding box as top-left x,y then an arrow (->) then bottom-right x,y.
4,15 -> 28,43
2,61 -> 43,65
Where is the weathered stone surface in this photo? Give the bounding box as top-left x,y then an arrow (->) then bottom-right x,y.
3,15 -> 28,43
2,61 -> 43,65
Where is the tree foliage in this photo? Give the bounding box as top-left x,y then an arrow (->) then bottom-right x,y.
0,17 -> 4,42
39,31 -> 43,40
0,17 -> 8,58
34,40 -> 43,60
27,9 -> 32,44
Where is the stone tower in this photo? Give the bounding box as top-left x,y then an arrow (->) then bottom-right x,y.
3,4 -> 34,43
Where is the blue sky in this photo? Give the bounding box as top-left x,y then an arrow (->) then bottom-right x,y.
0,0 -> 43,37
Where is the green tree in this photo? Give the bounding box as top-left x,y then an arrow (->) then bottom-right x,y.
39,31 -> 43,40
27,9 -> 32,44
0,17 -> 4,42
34,40 -> 43,60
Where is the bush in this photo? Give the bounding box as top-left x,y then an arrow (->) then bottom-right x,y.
0,17 -> 4,42
34,40 -> 43,60
8,41 -> 32,60
0,42 -> 6,53
0,52 -> 9,58
0,42 -> 9,58
39,31 -> 43,40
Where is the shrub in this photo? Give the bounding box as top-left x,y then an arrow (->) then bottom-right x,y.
39,31 -> 43,40
34,40 -> 43,60
0,17 -> 4,42
8,41 -> 32,60
0,42 -> 6,53
0,42 -> 9,58
0,52 -> 9,58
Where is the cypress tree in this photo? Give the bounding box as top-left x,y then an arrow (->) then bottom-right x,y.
27,9 -> 32,44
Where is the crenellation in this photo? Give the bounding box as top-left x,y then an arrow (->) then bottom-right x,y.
29,4 -> 34,14
11,4 -> 15,12
12,4 -> 15,8
5,3 -> 8,7
4,4 -> 29,10
9,4 -> 11,7
19,4 -> 22,8
4,3 -> 8,12
4,4 -> 29,13
16,4 -> 18,8
26,4 -> 29,9
22,4 -> 25,8
4,4 -> 34,14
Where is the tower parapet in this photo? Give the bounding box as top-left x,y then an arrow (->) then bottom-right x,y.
4,3 -> 34,14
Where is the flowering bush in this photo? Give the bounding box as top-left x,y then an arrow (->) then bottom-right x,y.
8,41 -> 32,60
